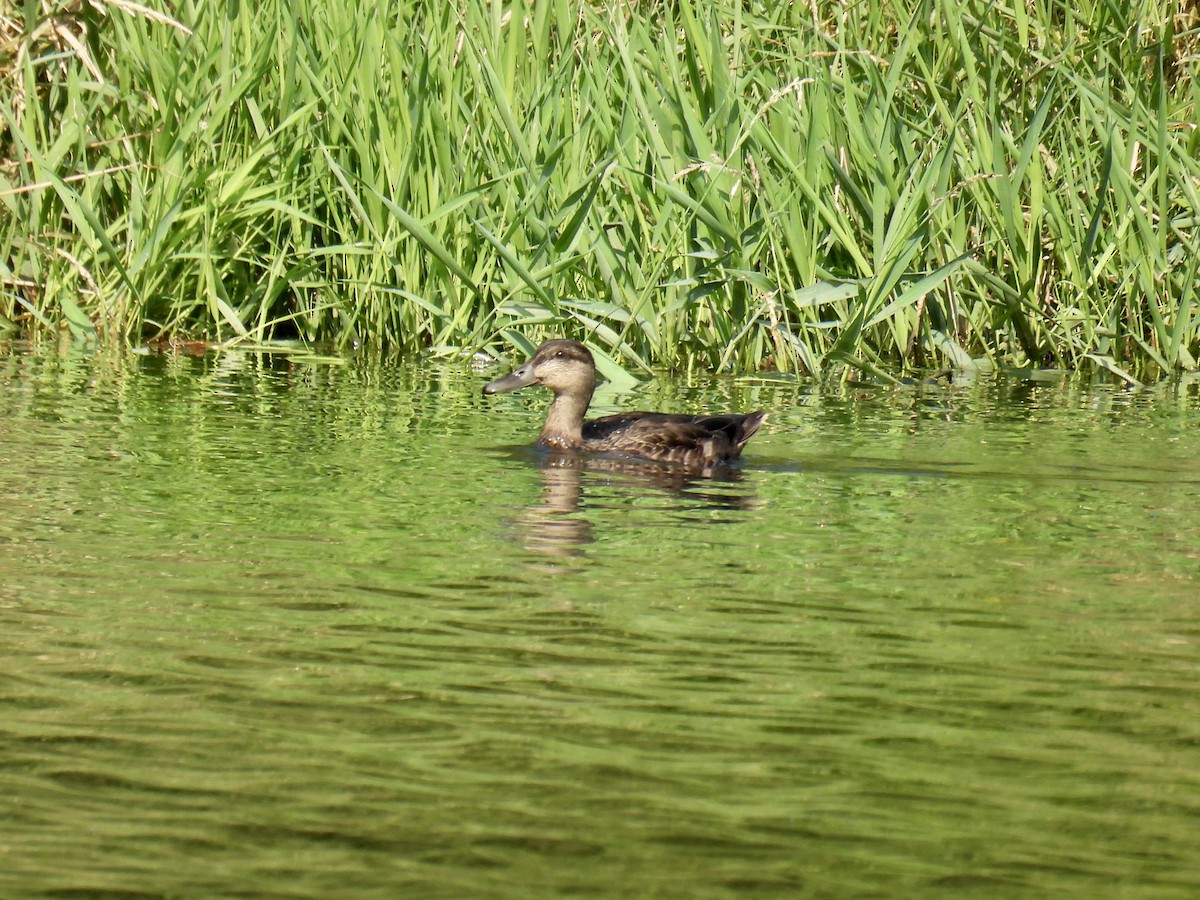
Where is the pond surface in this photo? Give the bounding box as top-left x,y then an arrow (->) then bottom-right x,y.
1,345 -> 1198,899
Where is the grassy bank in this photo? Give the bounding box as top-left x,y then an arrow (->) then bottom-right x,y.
2,0 -> 1198,380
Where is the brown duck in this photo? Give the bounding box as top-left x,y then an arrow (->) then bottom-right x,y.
483,340 -> 765,468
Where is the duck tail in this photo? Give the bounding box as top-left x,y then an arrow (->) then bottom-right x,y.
737,411 -> 766,449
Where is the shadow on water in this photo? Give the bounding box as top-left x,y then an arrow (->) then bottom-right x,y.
490,447 -> 761,560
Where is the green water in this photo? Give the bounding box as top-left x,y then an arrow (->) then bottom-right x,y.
1,346 -> 1198,899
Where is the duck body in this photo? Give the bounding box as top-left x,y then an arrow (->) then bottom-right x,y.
483,340 -> 765,469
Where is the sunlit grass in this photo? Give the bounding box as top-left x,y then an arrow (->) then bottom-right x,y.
2,0 -> 1198,380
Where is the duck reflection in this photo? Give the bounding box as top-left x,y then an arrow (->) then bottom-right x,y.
515,450 -> 760,560
519,456 -> 592,558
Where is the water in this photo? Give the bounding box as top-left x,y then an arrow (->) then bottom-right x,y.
1,345 -> 1198,898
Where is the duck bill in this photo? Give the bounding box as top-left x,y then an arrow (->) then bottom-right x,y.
483,367 -> 536,395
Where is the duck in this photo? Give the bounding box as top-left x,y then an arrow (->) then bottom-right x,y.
483,339 -> 765,469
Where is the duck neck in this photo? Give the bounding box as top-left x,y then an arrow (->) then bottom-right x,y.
538,388 -> 592,450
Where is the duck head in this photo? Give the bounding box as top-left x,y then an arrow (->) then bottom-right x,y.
483,340 -> 597,400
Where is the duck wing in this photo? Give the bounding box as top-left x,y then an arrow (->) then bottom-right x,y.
583,411 -> 765,467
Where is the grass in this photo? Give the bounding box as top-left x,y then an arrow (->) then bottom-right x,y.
2,0 -> 1198,381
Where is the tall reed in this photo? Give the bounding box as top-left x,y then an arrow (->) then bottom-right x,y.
2,0 -> 1197,379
